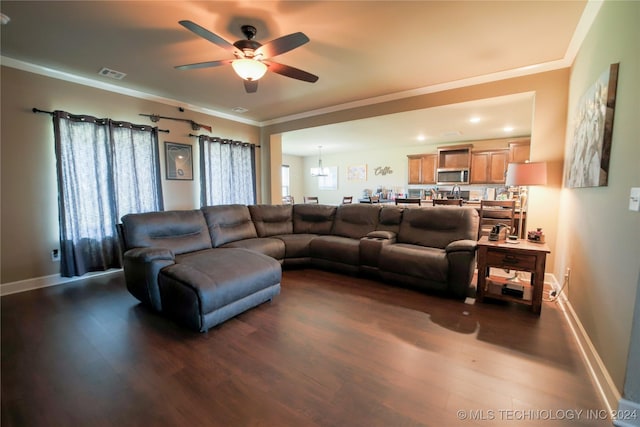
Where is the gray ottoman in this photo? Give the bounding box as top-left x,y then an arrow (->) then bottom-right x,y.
158,248 -> 281,332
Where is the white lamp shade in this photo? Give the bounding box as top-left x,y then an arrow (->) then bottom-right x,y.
231,59 -> 267,81
505,162 -> 548,186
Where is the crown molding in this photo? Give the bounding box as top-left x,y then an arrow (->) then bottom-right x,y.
0,56 -> 260,127
1,1 -> 602,129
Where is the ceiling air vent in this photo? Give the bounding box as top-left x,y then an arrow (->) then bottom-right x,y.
98,67 -> 127,80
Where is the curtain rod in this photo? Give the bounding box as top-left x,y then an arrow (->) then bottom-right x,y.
189,133 -> 260,148
32,108 -> 169,133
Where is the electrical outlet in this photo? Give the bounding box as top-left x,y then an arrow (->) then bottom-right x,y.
51,249 -> 60,262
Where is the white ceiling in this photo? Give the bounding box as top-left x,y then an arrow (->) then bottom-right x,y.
1,1 -> 591,155
282,92 -> 535,157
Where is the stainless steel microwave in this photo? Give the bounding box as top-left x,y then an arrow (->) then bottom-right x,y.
436,168 -> 470,184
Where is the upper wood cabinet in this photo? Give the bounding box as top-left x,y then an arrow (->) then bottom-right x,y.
407,139 -> 530,185
470,150 -> 509,184
437,145 -> 472,169
508,139 -> 531,163
407,154 -> 437,184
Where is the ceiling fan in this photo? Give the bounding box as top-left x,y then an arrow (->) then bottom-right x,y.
175,20 -> 319,93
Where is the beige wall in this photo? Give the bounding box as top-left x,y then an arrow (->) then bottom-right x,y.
558,0 -> 640,392
0,66 -> 260,283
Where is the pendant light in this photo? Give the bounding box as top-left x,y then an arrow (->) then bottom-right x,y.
310,145 -> 329,177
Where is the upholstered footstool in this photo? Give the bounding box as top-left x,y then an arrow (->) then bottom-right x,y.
158,247 -> 281,332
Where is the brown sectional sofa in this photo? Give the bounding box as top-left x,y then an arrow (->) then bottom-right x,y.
120,203 -> 479,332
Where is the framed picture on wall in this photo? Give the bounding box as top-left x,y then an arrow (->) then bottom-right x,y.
165,142 -> 193,180
347,164 -> 367,181
564,63 -> 619,188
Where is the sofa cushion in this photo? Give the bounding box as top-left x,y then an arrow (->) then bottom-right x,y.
331,204 -> 381,239
163,247 -> 282,331
221,237 -> 286,261
293,204 -> 336,234
170,248 -> 281,314
248,204 -> 293,237
121,210 -> 212,255
310,235 -> 361,266
273,233 -> 316,259
201,205 -> 258,247
397,207 -> 478,249
378,243 -> 448,283
377,206 -> 404,233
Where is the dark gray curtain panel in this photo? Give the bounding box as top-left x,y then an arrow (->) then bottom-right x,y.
199,135 -> 256,206
53,111 -> 163,277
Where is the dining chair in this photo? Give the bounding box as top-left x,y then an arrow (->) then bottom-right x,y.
342,196 -> 353,204
432,199 -> 463,206
478,200 -> 516,239
282,195 -> 294,205
395,198 -> 422,206
304,196 -> 319,204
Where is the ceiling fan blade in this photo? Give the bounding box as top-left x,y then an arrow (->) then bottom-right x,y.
264,61 -> 319,83
255,32 -> 309,58
244,80 -> 258,93
179,20 -> 236,53
175,59 -> 233,70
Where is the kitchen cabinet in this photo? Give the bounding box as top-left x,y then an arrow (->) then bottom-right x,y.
437,145 -> 471,169
508,139 -> 531,163
470,149 -> 509,184
407,154 -> 436,184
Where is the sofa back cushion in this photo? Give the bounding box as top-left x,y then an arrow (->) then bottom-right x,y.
249,204 -> 293,237
331,204 -> 381,239
397,207 -> 479,249
121,210 -> 212,255
377,206 -> 404,233
201,205 -> 258,247
293,204 -> 337,234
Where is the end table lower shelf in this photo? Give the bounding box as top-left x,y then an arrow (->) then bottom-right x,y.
476,236 -> 551,314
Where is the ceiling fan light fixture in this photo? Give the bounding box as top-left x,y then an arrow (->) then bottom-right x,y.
232,59 -> 267,81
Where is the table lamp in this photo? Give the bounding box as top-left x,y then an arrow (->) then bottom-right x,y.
505,161 -> 548,239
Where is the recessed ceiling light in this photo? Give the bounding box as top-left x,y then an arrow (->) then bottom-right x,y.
232,107 -> 248,113
0,13 -> 10,25
469,117 -> 481,123
503,126 -> 514,132
417,134 -> 426,141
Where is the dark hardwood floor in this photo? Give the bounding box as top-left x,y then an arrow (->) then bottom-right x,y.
2,269 -> 610,426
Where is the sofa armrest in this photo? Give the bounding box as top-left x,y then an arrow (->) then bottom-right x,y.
445,239 -> 478,253
445,240 -> 478,298
123,247 -> 175,311
366,230 -> 397,240
360,233 -> 396,269
125,247 -> 175,262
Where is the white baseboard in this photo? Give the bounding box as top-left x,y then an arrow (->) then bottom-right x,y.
0,269 -> 122,297
549,274 -> 622,419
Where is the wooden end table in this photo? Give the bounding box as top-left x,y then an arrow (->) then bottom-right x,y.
476,236 -> 551,314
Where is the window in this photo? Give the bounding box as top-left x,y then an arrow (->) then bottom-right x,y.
53,111 -> 163,277
199,136 -> 257,206
282,164 -> 290,197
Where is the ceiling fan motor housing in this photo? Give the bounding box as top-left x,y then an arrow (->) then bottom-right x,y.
234,39 -> 262,58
